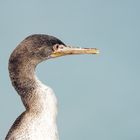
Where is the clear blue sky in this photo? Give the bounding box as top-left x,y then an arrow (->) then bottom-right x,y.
1,0 -> 140,139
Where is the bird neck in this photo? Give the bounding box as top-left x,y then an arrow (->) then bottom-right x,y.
9,58 -> 37,96
9,58 -> 58,118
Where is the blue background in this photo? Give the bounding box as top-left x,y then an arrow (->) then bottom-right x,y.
0,0 -> 140,139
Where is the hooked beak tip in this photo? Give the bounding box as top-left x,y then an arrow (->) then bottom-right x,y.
95,49 -> 100,54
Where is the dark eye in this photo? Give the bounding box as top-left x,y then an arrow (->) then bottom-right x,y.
56,44 -> 59,49
53,44 -> 59,51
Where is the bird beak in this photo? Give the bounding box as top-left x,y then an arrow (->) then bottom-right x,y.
51,45 -> 99,58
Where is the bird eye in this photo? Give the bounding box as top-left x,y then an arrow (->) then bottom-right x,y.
53,44 -> 59,51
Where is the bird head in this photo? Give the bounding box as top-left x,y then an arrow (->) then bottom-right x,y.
23,34 -> 99,61
10,34 -> 99,67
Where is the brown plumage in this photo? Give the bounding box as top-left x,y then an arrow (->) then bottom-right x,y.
6,34 -> 99,140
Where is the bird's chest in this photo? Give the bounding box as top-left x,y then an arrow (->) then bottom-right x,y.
19,116 -> 58,140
